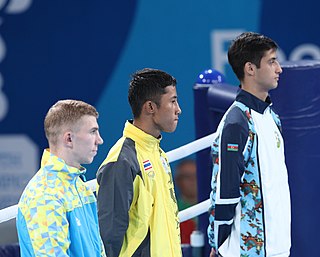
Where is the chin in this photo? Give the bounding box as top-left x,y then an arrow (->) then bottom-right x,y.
170,126 -> 178,133
269,84 -> 278,90
84,158 -> 94,165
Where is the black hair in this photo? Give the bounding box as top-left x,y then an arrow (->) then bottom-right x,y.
128,68 -> 177,118
228,32 -> 278,81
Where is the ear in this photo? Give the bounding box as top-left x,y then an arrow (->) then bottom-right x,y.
63,131 -> 73,147
244,62 -> 255,76
144,100 -> 156,114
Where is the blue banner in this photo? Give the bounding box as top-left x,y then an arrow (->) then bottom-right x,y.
0,1 -> 319,252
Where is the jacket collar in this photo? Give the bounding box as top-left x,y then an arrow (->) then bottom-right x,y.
41,149 -> 86,179
123,120 -> 161,151
236,89 -> 272,114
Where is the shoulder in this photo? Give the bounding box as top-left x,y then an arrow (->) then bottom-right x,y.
269,106 -> 281,120
97,137 -> 140,181
224,105 -> 249,130
19,175 -> 63,212
100,137 -> 137,166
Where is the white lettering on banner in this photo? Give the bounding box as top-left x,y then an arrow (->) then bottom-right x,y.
0,135 -> 38,210
289,44 -> 320,61
210,29 -> 244,74
0,73 -> 8,121
0,25 -> 7,121
3,0 -> 32,13
0,0 -> 33,122
211,29 -> 320,76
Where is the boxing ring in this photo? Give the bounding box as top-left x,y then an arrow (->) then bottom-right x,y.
0,133 -> 216,224
0,133 -> 215,257
1,60 -> 320,257
194,60 -> 320,257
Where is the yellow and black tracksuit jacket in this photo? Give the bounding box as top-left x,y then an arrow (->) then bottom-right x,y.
97,120 -> 182,257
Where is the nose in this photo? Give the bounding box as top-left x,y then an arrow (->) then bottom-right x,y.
96,131 -> 104,145
276,62 -> 283,74
176,102 -> 182,115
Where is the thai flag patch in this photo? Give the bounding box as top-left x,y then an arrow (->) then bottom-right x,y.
227,143 -> 239,152
143,160 -> 153,171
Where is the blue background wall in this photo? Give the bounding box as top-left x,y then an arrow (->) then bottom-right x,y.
0,0 -> 319,248
0,0 -> 266,181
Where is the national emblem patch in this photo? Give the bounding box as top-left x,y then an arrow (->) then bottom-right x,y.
227,143 -> 239,152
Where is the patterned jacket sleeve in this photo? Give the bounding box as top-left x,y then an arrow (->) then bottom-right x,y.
17,194 -> 70,256
208,107 -> 248,251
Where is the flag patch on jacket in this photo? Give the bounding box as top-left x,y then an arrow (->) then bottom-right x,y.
143,160 -> 153,171
227,143 -> 239,151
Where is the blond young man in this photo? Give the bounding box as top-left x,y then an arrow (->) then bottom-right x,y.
17,100 -> 105,257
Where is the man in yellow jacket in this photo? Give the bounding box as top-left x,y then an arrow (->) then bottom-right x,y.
97,68 -> 182,257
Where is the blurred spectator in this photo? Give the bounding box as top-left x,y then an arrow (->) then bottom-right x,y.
174,159 -> 198,244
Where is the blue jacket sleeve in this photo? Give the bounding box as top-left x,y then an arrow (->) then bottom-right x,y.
208,107 -> 249,251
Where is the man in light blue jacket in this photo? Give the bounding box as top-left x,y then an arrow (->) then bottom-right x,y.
17,100 -> 106,257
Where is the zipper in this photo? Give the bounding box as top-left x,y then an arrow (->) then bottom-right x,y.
158,147 -> 175,256
255,135 -> 267,257
74,176 -> 97,254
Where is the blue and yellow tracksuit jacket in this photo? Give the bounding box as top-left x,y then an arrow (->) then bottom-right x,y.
16,149 -> 106,257
96,121 -> 182,257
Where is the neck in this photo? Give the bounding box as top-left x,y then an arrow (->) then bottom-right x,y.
241,83 -> 268,101
132,119 -> 160,138
49,146 -> 80,169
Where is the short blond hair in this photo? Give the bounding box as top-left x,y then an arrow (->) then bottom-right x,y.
44,99 -> 99,145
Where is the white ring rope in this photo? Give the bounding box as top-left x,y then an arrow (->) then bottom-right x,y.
178,199 -> 211,223
0,205 -> 18,224
0,132 -> 217,224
